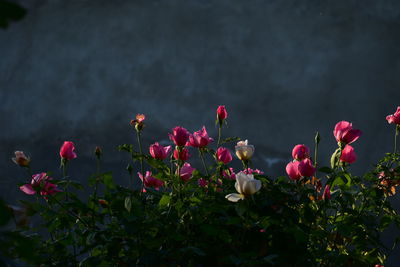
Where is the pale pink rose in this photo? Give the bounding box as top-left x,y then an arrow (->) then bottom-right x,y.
173,148 -> 190,161
217,105 -> 228,120
188,126 -> 214,148
138,171 -> 164,190
291,144 -> 310,160
19,173 -> 61,197
298,158 -> 316,177
333,121 -> 362,144
179,163 -> 195,182
286,161 -> 301,180
216,147 -> 232,164
59,141 -> 77,160
340,145 -> 357,164
235,140 -> 255,160
386,106 -> 400,125
149,142 -> 171,160
169,126 -> 190,147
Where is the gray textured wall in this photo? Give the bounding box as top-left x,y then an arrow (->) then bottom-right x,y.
1,0 -> 400,264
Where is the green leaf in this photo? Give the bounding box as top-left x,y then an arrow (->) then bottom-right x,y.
124,196 -> 132,212
158,195 -> 171,208
330,148 -> 341,169
318,166 -> 332,173
102,173 -> 116,190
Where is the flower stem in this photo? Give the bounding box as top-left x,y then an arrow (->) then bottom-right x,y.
216,124 -> 222,148
136,131 -> 145,196
394,125 -> 399,154
199,149 -> 209,176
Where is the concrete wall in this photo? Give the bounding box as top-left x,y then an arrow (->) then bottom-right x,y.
1,0 -> 400,263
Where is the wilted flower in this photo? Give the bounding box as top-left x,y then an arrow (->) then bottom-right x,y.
149,142 -> 171,160
130,114 -> 146,131
386,106 -> 400,125
173,147 -> 190,161
138,171 -> 164,190
178,162 -> 195,182
12,151 -> 30,167
333,121 -> 362,145
291,144 -> 310,160
223,167 -> 236,180
169,126 -> 190,147
235,140 -> 255,161
216,105 -> 228,121
340,145 -> 357,164
188,126 -> 214,148
19,173 -> 61,198
59,141 -> 77,160
216,147 -> 232,164
225,172 -> 262,202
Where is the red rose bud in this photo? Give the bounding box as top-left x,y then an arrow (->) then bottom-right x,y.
59,141 -> 77,160
291,144 -> 310,160
12,151 -> 30,167
298,158 -> 316,177
149,142 -> 171,160
173,148 -> 190,161
94,146 -> 102,158
216,147 -> 232,164
386,106 -> 400,125
169,126 -> 190,147
322,185 -> 331,200
333,121 -> 362,145
217,105 -> 228,122
286,161 -> 301,180
340,145 -> 357,164
98,199 -> 109,207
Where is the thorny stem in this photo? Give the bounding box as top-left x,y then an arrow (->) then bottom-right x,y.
199,149 -> 209,176
216,124 -> 222,149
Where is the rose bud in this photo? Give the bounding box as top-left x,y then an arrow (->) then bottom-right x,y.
169,126 -> 190,147
59,141 -> 77,160
12,151 -> 30,167
235,140 -> 255,161
188,126 -> 214,148
216,147 -> 233,164
98,199 -> 109,207
178,163 -> 195,182
286,161 -> 301,180
322,185 -> 331,200
149,142 -> 171,160
298,158 -> 316,177
291,144 -> 310,160
340,145 -> 357,164
217,105 -> 228,122
225,172 -> 261,202
333,121 -> 362,145
173,148 -> 190,161
386,106 -> 400,125
94,146 -> 102,158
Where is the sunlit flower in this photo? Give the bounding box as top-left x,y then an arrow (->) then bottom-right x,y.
225,172 -> 261,202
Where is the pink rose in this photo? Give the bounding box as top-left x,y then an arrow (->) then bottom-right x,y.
333,121 -> 362,145
386,106 -> 400,125
173,148 -> 190,161
291,144 -> 310,160
138,171 -> 164,190
217,105 -> 228,121
340,145 -> 357,164
298,158 -> 316,177
149,142 -> 171,160
286,161 -> 301,180
59,141 -> 77,160
244,168 -> 264,175
188,126 -> 214,148
216,147 -> 232,164
169,126 -> 190,147
179,163 -> 195,182
20,173 -> 61,198
12,151 -> 30,167
322,185 -> 331,200
223,167 -> 236,180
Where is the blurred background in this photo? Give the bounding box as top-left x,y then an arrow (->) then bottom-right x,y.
1,0 -> 400,264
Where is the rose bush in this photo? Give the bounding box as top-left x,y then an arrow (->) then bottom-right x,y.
2,105 -> 400,266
